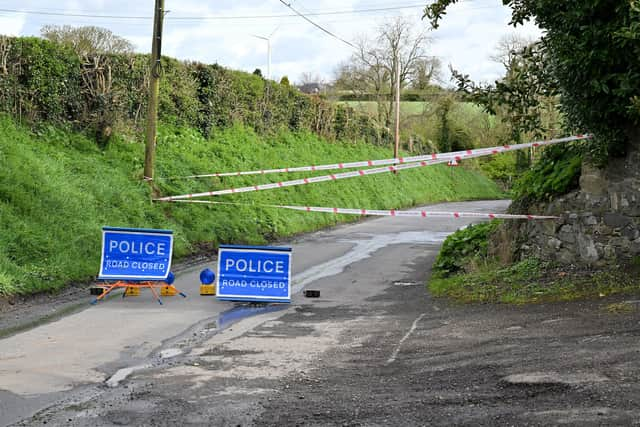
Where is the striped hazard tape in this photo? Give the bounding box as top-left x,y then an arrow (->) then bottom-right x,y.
156,134 -> 591,180
154,134 -> 590,202
163,200 -> 558,220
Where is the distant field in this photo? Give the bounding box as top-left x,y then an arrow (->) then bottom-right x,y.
339,101 -> 428,117
339,101 -> 487,119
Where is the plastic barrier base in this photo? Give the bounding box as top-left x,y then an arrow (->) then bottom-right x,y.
200,284 -> 216,295
124,287 -> 140,297
160,286 -> 177,296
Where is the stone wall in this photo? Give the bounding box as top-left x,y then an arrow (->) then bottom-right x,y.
496,142 -> 640,268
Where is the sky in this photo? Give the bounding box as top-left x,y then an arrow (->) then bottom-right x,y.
0,0 -> 541,85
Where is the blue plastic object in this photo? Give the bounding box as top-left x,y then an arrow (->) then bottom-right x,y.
200,268 -> 215,285
165,271 -> 175,285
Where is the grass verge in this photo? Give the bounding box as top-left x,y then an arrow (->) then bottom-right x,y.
0,115 -> 503,296
429,259 -> 640,304
429,225 -> 640,304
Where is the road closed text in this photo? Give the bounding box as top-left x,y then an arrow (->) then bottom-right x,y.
220,279 -> 287,290
104,260 -> 166,272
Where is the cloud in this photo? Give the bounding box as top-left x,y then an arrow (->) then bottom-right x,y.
3,0 -> 541,84
428,0 -> 541,83
0,13 -> 26,36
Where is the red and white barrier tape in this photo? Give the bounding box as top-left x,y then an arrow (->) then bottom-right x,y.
155,135 -> 590,202
164,200 -> 558,220
156,134 -> 591,180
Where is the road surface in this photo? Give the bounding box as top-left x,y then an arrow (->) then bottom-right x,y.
2,199 -> 640,426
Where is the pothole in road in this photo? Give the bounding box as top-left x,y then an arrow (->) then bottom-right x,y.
501,372 -> 609,388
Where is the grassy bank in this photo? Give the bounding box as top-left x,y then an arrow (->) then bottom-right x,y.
429,258 -> 640,304
0,115 -> 503,296
428,224 -> 640,304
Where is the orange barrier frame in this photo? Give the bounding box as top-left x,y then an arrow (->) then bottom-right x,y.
90,281 -> 186,305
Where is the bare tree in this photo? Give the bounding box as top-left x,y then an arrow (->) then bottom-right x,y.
298,72 -> 324,86
41,25 -> 134,57
41,25 -> 135,145
410,57 -> 442,90
490,33 -> 535,71
40,25 -> 135,102
0,36 -> 10,75
334,17 -> 433,127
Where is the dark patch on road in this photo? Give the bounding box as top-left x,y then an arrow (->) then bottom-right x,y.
252,273 -> 640,426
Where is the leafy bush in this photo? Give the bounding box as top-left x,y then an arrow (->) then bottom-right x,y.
479,152 -> 518,189
426,0 -> 640,161
512,144 -> 582,204
433,220 -> 502,277
0,37 -> 81,122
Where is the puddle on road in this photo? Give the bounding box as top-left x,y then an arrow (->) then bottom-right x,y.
159,348 -> 183,359
106,364 -> 151,388
394,281 -> 419,286
292,230 -> 450,293
217,304 -> 288,331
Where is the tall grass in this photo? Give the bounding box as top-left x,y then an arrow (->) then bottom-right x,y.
0,115 -> 502,295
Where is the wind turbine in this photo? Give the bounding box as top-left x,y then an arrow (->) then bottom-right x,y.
252,26 -> 279,80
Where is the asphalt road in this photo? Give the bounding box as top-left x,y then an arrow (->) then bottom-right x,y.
2,199 -> 640,426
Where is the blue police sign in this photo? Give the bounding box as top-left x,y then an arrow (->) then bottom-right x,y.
217,245 -> 292,303
99,227 -> 174,281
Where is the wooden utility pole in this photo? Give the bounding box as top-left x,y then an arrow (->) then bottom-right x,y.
393,57 -> 401,160
144,0 -> 165,182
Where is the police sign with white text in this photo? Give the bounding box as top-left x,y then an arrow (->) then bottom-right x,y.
99,227 -> 174,281
216,245 -> 292,303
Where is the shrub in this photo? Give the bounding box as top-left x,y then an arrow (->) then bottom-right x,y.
433,221 -> 502,277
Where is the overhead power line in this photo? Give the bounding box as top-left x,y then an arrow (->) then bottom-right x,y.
0,4 -> 427,21
278,0 -> 355,48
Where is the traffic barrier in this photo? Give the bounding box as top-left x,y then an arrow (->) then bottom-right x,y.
155,135 -> 591,202
216,245 -> 292,303
155,134 -> 590,181
91,227 -> 187,305
165,200 -> 559,221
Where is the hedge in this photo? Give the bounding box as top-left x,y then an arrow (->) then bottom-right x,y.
0,35 -> 387,145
